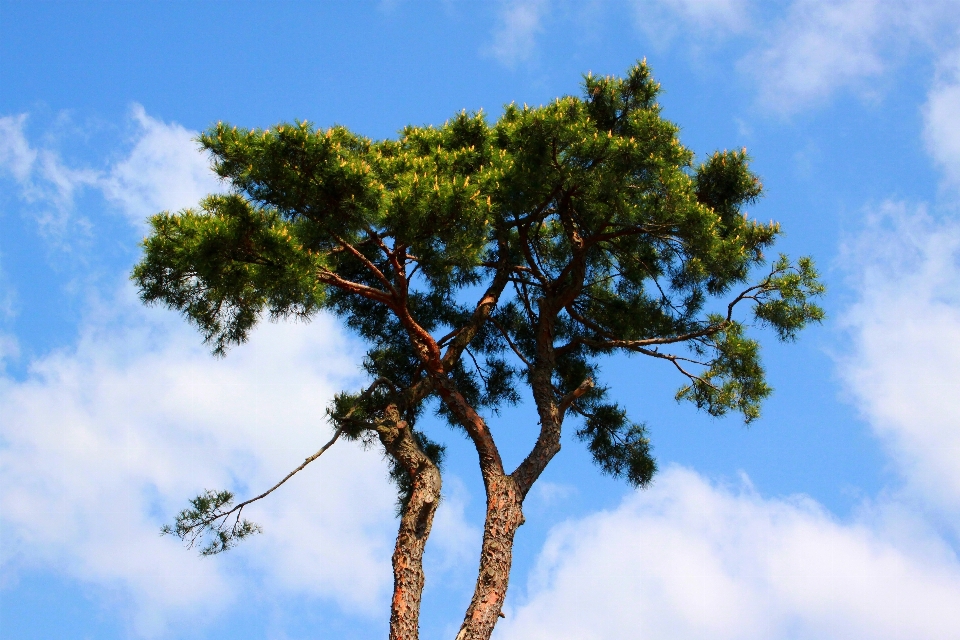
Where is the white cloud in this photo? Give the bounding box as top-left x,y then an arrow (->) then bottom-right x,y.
924,51 -> 960,188
0,113 -> 99,238
101,105 -> 223,224
488,0 -> 550,67
741,0 -> 960,113
840,202 -> 960,515
498,467 -> 960,640
0,289 -> 400,635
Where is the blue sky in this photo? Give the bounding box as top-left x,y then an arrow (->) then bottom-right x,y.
2,1 -> 960,638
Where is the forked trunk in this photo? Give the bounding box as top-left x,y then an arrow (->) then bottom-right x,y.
455,473 -> 525,640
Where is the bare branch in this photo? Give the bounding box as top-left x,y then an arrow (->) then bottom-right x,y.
216,426 -> 345,523
558,378 -> 594,416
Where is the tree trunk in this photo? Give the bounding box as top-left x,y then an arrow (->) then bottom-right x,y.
378,416 -> 442,640
455,473 -> 525,640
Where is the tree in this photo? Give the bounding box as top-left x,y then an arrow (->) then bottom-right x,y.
133,61 -> 823,640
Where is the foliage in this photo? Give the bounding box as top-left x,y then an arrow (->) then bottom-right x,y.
159,489 -> 261,556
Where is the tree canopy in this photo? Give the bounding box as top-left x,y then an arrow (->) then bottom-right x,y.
134,61 -> 823,640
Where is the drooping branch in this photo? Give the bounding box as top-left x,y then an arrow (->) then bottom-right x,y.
161,426 -> 344,555
162,377 -> 397,555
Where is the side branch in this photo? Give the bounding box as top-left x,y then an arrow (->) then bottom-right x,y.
330,232 -> 399,297
557,378 -> 594,416
231,427 -> 345,514
163,377 -> 397,555
162,427 -> 345,555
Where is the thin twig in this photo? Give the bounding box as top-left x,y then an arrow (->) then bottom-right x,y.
198,427 -> 345,529
489,316 -> 533,368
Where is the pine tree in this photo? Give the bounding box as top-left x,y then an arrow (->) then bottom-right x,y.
134,61 -> 824,640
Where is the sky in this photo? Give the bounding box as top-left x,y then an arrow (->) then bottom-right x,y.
2,1 -> 960,638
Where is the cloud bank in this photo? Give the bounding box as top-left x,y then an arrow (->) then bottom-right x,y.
0,291 -> 398,634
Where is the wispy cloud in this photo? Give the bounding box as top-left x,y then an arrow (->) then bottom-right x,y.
487,0 -> 550,67
742,0 -> 893,112
0,113 -> 99,239
0,106 -> 222,240
736,0 -> 960,114
632,0 -> 752,45
483,0 -> 960,119
924,50 -> 960,189
0,114 -> 37,182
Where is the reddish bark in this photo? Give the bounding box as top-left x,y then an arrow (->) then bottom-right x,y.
378,411 -> 442,640
455,473 -> 525,640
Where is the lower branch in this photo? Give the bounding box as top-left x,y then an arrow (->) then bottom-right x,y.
162,426 -> 344,555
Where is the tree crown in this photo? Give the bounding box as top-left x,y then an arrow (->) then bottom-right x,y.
134,62 -> 824,528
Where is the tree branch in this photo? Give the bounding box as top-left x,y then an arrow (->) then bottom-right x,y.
331,232 -> 399,297
317,269 -> 395,307
441,235 -> 512,371
163,377 -> 398,553
558,378 -> 594,416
